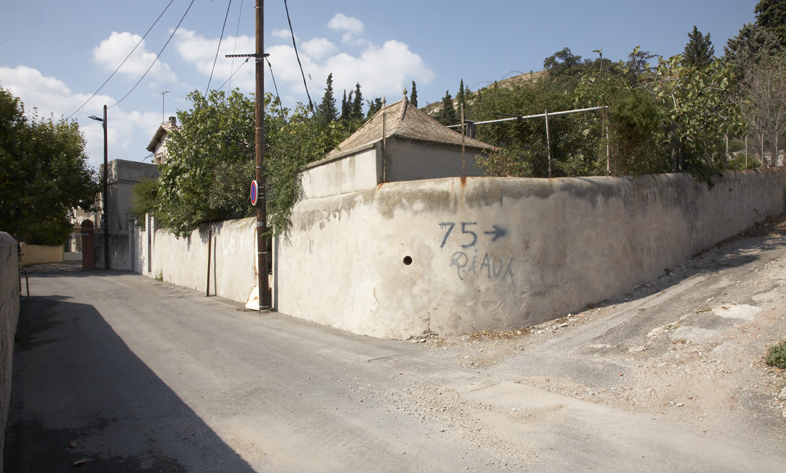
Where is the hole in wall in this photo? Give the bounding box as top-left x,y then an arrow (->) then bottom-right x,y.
403,256 -> 412,265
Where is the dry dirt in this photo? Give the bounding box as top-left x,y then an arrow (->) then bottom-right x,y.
414,213 -> 786,455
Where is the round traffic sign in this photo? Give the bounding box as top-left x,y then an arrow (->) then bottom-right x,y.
250,180 -> 258,206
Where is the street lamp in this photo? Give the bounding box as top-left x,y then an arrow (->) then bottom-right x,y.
88,105 -> 110,270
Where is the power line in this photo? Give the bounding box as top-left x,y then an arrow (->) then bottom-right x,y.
216,57 -> 250,91
283,0 -> 314,114
109,0 -> 196,109
265,57 -> 286,122
67,0 -> 174,120
205,0 -> 234,97
228,0 -> 245,92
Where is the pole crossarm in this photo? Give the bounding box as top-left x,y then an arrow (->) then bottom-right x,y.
469,105 -> 609,127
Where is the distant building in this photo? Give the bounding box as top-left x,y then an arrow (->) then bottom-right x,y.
146,116 -> 179,165
300,95 -> 495,199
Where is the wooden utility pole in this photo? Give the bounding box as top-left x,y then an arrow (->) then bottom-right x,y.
255,0 -> 271,310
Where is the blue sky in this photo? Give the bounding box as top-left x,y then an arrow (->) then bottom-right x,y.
0,0 -> 756,170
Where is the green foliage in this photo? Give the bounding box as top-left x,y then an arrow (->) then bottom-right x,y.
366,97 -> 383,118
0,87 -> 99,245
683,26 -> 715,69
645,55 -> 746,179
435,90 -> 457,126
764,339 -> 786,368
156,89 -> 255,238
724,23 -> 782,78
756,0 -> 786,46
409,81 -> 418,108
130,177 -> 158,225
141,89 -> 348,238
316,73 -> 338,126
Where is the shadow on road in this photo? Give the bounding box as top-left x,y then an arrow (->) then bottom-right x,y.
5,295 -> 257,472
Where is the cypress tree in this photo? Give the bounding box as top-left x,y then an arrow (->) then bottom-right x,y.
351,83 -> 363,121
436,90 -> 457,126
410,81 -> 418,107
317,73 -> 338,125
683,26 -> 715,69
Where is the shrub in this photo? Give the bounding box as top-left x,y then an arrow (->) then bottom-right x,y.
764,340 -> 786,369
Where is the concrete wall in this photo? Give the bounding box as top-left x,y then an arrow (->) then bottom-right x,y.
98,159 -> 159,270
18,243 -> 63,265
276,168 -> 786,339
300,137 -> 487,199
0,233 -> 20,472
137,217 -> 258,304
385,138 -> 486,181
301,145 -> 382,199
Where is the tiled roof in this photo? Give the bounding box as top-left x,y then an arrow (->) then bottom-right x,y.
325,96 -> 494,160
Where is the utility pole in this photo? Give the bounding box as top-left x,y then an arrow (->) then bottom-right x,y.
255,0 -> 270,310
226,0 -> 270,311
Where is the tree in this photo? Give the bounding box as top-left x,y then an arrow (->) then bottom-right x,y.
156,89 -> 255,237
456,79 -> 466,115
544,47 -> 583,77
350,83 -> 363,122
435,90 -> 457,126
409,81 -> 418,107
366,97 -> 384,117
740,56 -> 786,165
139,90 -> 348,237
0,87 -> 99,245
316,73 -> 338,126
756,0 -> 786,45
340,90 -> 351,123
683,26 -> 715,69
725,23 -> 782,77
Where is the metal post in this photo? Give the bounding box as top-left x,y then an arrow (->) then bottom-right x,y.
255,0 -> 271,311
102,104 -> 109,270
544,109 -> 552,178
461,104 -> 466,178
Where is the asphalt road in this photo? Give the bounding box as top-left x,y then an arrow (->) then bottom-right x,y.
5,259 -> 785,472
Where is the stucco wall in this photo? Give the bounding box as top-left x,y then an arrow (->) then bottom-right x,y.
18,243 -> 63,265
141,217 -> 257,304
301,145 -> 382,199
0,232 -> 20,472
385,139 -> 486,181
276,169 -> 786,339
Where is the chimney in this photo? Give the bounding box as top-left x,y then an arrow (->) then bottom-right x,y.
169,116 -> 177,127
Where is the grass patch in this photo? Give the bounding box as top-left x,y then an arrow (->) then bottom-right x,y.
764,340 -> 786,369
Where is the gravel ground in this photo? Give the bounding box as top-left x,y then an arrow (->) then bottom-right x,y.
406,213 -> 786,459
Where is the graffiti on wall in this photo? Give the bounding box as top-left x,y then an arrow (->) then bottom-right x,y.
439,222 -> 514,283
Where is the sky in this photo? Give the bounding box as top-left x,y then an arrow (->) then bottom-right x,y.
0,0 -> 757,171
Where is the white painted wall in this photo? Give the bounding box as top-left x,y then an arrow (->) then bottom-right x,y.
137,217 -> 258,304
301,145 -> 382,199
276,169 -> 786,339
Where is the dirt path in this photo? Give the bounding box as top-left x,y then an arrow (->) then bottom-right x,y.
417,213 -> 786,459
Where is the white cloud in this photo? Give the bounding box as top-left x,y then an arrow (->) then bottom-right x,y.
173,29 -> 256,91
302,38 -> 336,60
328,13 -> 364,35
327,13 -> 365,44
263,15 -> 434,108
0,65 -> 163,170
272,29 -> 294,41
93,32 -> 176,84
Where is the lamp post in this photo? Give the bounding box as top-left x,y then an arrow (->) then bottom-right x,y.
88,105 -> 110,270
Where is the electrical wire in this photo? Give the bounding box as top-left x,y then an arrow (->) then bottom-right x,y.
67,0 -> 175,119
205,0 -> 233,97
265,57 -> 287,122
109,0 -> 196,109
216,57 -> 250,91
283,0 -> 314,114
228,0 -> 245,92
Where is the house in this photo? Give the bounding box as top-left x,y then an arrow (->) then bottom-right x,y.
300,95 -> 495,199
146,116 -> 179,165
